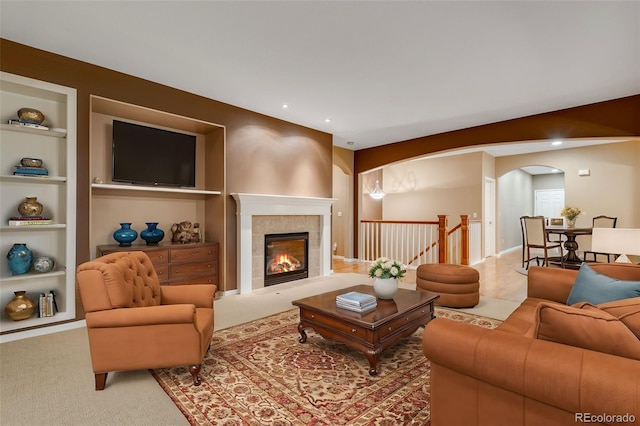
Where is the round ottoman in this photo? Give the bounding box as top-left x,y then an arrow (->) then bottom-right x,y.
416,263 -> 479,308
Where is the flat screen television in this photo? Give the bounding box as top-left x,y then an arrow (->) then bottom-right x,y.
112,120 -> 196,187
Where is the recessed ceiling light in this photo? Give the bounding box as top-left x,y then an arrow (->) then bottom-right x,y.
325,118 -> 331,123
552,140 -> 563,146
347,141 -> 355,146
282,103 -> 289,109
551,168 -> 559,173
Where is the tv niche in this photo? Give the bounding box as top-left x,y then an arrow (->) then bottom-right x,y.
112,120 -> 197,188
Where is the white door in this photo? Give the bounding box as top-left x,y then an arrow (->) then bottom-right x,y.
484,177 -> 496,257
535,189 -> 565,219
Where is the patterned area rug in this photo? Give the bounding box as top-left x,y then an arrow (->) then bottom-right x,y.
152,307 -> 501,425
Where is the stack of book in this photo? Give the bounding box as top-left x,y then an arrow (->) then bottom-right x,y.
13,165 -> 49,177
336,291 -> 377,313
8,119 -> 49,131
8,216 -> 53,226
39,291 -> 58,317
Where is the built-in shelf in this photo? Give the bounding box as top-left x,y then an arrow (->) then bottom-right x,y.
0,174 -> 67,183
91,183 -> 221,195
0,269 -> 66,282
0,224 -> 66,232
0,123 -> 67,138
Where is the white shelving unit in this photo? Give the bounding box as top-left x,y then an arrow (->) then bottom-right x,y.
0,72 -> 77,340
91,183 -> 221,195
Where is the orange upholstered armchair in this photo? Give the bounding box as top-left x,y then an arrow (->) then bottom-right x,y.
76,251 -> 216,390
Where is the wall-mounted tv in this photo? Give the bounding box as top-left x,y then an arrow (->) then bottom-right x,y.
112,120 -> 196,188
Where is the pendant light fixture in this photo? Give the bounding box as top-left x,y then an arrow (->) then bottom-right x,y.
369,180 -> 385,200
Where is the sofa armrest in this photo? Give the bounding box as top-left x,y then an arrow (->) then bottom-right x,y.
423,318 -> 640,417
85,304 -> 196,328
527,266 -> 577,303
160,284 -> 216,308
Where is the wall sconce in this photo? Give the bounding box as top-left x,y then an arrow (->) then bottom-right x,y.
369,180 -> 385,200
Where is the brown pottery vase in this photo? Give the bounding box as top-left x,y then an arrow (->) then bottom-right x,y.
17,197 -> 44,217
4,291 -> 36,321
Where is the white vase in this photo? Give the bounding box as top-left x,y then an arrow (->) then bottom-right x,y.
373,277 -> 398,299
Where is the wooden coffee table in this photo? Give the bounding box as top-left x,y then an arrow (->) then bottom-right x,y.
291,285 -> 439,375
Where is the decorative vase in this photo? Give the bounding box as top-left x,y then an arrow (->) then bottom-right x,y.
4,291 -> 36,321
140,222 -> 165,246
566,217 -> 576,228
113,223 -> 138,247
32,256 -> 55,273
17,196 -> 44,217
6,243 -> 34,275
373,277 -> 399,300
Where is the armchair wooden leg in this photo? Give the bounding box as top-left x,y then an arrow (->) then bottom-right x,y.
189,364 -> 202,386
95,372 -> 108,391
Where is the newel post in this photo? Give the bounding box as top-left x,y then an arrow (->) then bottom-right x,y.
460,215 -> 469,265
438,215 -> 448,263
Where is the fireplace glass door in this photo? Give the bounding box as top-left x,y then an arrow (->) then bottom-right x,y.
264,232 -> 309,286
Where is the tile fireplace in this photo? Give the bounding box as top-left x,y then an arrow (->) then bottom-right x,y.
231,193 -> 335,294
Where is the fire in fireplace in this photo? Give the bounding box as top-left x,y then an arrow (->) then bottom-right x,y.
264,232 -> 309,286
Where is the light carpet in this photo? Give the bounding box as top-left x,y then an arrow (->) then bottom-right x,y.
152,307 -> 502,425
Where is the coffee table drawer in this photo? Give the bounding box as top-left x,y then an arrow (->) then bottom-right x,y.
379,306 -> 432,339
301,310 -> 368,340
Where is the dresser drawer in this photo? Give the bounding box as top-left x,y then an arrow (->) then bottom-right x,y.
145,249 -> 169,265
301,310 -> 368,341
154,264 -> 169,282
171,273 -> 218,286
169,261 -> 217,279
171,245 -> 217,262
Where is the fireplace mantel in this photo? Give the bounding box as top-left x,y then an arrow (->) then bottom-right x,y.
232,193 -> 336,294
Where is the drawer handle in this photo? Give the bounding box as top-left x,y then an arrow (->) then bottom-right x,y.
208,264 -> 212,268
159,255 -> 164,259
311,314 -> 315,319
388,326 -> 392,331
406,317 -> 409,321
208,250 -> 212,255
351,328 -> 357,333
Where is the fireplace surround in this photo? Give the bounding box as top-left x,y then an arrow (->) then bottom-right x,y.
232,193 -> 335,294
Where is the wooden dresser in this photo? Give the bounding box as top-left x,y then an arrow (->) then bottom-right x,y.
96,242 -> 218,286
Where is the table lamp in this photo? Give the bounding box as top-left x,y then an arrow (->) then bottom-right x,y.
591,228 -> 640,264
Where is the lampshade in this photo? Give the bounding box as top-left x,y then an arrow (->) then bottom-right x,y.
591,228 -> 640,263
369,180 -> 385,200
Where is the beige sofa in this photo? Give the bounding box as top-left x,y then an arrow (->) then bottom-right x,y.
423,263 -> 640,426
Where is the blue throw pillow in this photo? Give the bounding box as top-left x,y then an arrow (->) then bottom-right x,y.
567,263 -> 640,305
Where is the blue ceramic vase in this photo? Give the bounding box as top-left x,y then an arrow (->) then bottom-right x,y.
7,243 -> 34,275
113,223 -> 138,247
140,222 -> 165,246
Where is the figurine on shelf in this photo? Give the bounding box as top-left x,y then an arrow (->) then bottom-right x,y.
171,221 -> 194,244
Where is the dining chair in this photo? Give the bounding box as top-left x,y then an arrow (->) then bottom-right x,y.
522,216 -> 564,269
583,215 -> 618,262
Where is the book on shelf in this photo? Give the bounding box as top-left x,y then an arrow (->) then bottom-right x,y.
8,119 -> 50,130
13,166 -> 49,176
8,218 -> 53,226
38,292 -> 57,318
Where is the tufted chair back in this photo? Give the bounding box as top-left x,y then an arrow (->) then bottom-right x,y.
77,251 -> 161,312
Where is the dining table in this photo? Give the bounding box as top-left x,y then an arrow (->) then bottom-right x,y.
545,226 -> 592,268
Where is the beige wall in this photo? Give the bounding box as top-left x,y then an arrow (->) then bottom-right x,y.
496,141 -> 640,228
332,147 -> 354,259
381,152 -> 484,222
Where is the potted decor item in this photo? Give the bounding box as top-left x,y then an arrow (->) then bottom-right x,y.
32,256 -> 55,273
17,196 -> 44,217
6,243 -> 34,275
140,222 -> 165,246
4,291 -> 36,321
560,206 -> 581,228
368,257 -> 406,299
113,223 -> 138,247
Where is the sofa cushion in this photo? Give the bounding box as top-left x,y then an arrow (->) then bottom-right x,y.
533,302 -> 640,360
596,298 -> 640,339
566,263 -> 640,305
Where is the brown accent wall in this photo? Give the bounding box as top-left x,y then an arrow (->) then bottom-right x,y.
0,39 -> 333,296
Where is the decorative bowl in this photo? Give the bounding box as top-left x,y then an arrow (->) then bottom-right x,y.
32,256 -> 55,273
17,108 -> 45,124
20,157 -> 43,168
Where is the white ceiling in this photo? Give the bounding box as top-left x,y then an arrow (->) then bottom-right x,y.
1,1 -> 638,154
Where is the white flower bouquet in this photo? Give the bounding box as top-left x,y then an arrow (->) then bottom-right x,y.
368,257 -> 406,280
